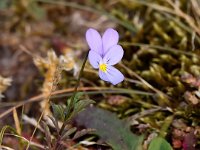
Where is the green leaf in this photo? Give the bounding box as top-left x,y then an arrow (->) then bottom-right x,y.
73,99 -> 95,115
73,128 -> 95,140
75,107 -> 143,150
74,92 -> 83,102
41,121 -> 52,149
51,103 -> 65,121
70,92 -> 84,106
64,93 -> 95,120
66,92 -> 83,107
48,115 -> 59,132
148,137 -> 173,150
61,127 -> 77,140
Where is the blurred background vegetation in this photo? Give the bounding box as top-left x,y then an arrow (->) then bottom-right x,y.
0,0 -> 200,149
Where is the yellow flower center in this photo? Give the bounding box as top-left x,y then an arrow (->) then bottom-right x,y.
99,63 -> 107,72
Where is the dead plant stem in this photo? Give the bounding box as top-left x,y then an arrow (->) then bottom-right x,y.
25,65 -> 60,150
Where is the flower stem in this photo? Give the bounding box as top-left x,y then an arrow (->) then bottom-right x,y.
69,51 -> 89,109
59,51 -> 89,135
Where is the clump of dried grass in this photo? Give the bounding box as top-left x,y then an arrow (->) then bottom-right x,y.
33,50 -> 76,115
0,76 -> 12,100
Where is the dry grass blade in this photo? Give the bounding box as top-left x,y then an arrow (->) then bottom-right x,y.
0,87 -> 154,120
0,126 -> 9,146
25,65 -> 59,150
22,115 -> 44,132
120,42 -> 199,58
165,0 -> 200,36
4,133 -> 45,149
131,0 -> 200,41
25,49 -> 62,149
127,107 -> 169,125
34,0 -> 137,32
0,126 -> 19,149
191,0 -> 200,28
130,0 -> 174,14
163,13 -> 200,43
0,145 -> 15,150
191,0 -> 200,17
13,108 -> 21,135
120,63 -> 171,105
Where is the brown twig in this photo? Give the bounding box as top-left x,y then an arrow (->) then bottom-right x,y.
0,87 -> 152,119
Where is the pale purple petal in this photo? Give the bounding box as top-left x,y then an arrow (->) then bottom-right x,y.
102,28 -> 119,54
103,45 -> 124,65
105,66 -> 124,85
99,70 -> 109,81
88,50 -> 102,69
86,28 -> 102,55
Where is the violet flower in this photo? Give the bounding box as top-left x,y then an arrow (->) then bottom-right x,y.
86,28 -> 124,85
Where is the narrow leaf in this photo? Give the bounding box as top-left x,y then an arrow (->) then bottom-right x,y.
73,128 -> 96,140
148,137 -> 173,150
48,115 -> 59,133
51,103 -> 65,121
61,127 -> 77,140
73,99 -> 95,114
41,121 -> 52,149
